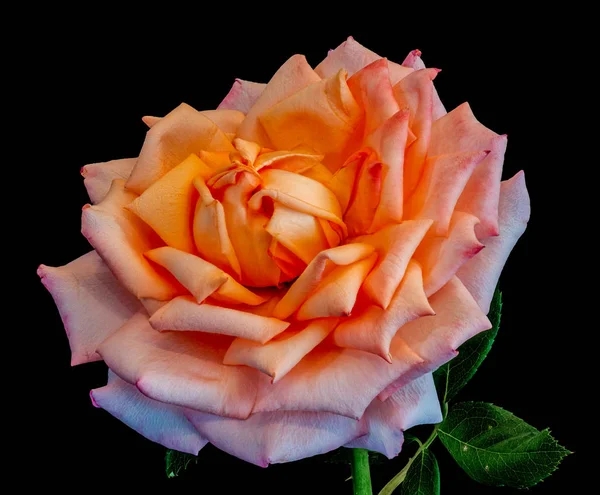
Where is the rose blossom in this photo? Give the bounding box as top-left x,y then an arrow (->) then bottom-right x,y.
39,37 -> 530,466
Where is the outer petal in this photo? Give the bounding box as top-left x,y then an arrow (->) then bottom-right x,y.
91,370 -> 207,455
98,312 -> 259,419
143,110 -> 244,135
81,179 -> 181,300
237,55 -> 321,145
458,171 -> 530,313
186,408 -> 365,467
38,251 -> 142,366
126,103 -> 234,194
218,79 -> 266,113
429,103 -> 506,238
316,36 -> 413,85
149,296 -> 289,344
81,158 -> 136,204
401,50 -> 447,120
346,374 -> 441,457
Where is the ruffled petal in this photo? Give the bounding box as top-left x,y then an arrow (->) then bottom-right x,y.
333,262 -> 434,360
185,408 -> 365,467
406,151 -> 490,235
429,103 -> 506,238
224,318 -> 339,382
81,158 -> 136,204
253,147 -> 323,172
458,171 -> 530,313
272,243 -> 375,319
81,179 -> 181,300
345,373 -> 441,458
98,312 -> 259,419
237,55 -> 321,145
401,50 -> 447,120
38,251 -> 142,365
91,370 -> 207,455
126,103 -> 234,194
356,220 -> 433,309
218,79 -> 266,113
149,296 -> 289,344
259,70 -> 362,169
316,36 -> 413,85
127,154 -> 212,253
143,109 -> 244,135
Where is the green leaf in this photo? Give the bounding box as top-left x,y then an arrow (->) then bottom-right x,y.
400,449 -> 440,495
434,288 -> 502,403
165,449 -> 197,478
438,402 -> 571,488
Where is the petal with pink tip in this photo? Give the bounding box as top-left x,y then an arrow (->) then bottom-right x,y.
81,179 -> 181,300
91,370 -> 207,455
98,312 -> 259,419
38,251 -> 142,366
401,50 -> 447,120
458,171 -> 530,313
81,158 -> 136,204
218,79 -> 267,113
345,373 -> 442,458
186,408 -> 365,467
149,296 -> 289,344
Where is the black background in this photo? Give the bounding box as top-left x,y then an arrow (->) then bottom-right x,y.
24,13 -> 580,494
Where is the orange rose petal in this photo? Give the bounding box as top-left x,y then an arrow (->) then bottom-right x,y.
232,138 -> 262,166
81,179 -> 181,300
416,212 -> 484,297
393,68 -> 439,197
260,70 -> 362,169
149,296 -> 289,344
127,154 -> 211,253
344,156 -> 382,236
237,55 -> 321,146
82,158 -> 137,204
301,162 -> 334,186
406,150 -> 490,236
211,278 -> 266,306
253,147 -> 324,172
145,247 -> 228,303
198,150 -> 232,169
333,262 -> 434,360
273,243 -> 375,320
356,220 -> 433,309
315,36 -> 413,85
297,253 -> 377,320
126,103 -> 234,195
429,102 -> 506,238
98,312 -> 259,419
144,110 -> 244,135
401,50 -> 447,120
328,150 -> 368,212
224,318 -> 339,383
142,115 -> 161,128
318,218 -> 343,248
218,78 -> 266,113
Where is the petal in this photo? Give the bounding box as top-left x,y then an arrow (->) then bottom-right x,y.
393,68 -> 439,197
201,109 -> 245,134
38,251 -> 142,366
297,253 -> 377,320
259,70 -> 362,169
81,158 -> 136,204
186,408 -> 365,467
344,154 -> 382,236
91,370 -> 207,455
253,147 -> 324,172
406,151 -> 490,236
218,79 -> 266,113
272,243 -> 375,320
416,212 -> 484,297
458,171 -> 530,313
345,373 -> 442,458
429,103 -> 506,238
81,179 -> 181,300
232,137 -> 262,166
224,318 -> 339,382
126,103 -> 234,194
98,312 -> 259,419
316,36 -> 413,85
356,220 -> 433,309
149,296 -> 289,344
198,150 -> 233,169
401,50 -> 447,120
237,55 -> 321,145
333,261 -> 434,360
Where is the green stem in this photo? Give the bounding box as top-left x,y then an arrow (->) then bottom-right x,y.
378,425 -> 439,495
351,448 -> 373,495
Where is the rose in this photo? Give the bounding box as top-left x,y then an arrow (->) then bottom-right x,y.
39,36 -> 529,466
